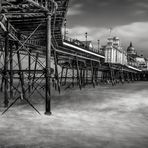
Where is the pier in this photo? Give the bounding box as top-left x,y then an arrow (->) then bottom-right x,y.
1,1 -> 148,147
0,0 -> 146,114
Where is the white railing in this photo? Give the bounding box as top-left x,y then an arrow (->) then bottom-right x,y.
63,36 -> 104,56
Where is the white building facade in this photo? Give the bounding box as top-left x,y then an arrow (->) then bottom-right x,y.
104,37 -> 127,65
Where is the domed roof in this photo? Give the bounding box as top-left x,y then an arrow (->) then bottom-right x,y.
127,42 -> 135,52
113,36 -> 119,40
108,37 -> 113,41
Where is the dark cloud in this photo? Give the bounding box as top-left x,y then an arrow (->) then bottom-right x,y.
67,0 -> 148,27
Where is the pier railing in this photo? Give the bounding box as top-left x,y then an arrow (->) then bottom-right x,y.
128,61 -> 139,69
63,36 -> 105,56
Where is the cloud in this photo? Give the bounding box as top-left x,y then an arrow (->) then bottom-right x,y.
114,22 -> 148,53
67,4 -> 83,16
115,22 -> 148,38
97,1 -> 110,7
67,22 -> 148,56
67,26 -> 108,42
132,10 -> 147,16
135,2 -> 148,9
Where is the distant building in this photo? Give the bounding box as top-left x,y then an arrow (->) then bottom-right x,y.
127,42 -> 137,57
113,36 -> 120,46
145,58 -> 148,71
136,57 -> 148,70
126,42 -> 148,69
81,41 -> 93,49
104,36 -> 127,65
81,41 -> 100,53
126,42 -> 139,67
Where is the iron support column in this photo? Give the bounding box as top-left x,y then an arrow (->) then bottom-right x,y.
72,67 -> 75,87
4,27 -> 9,107
64,68 -> 68,85
60,67 -> 64,85
28,49 -> 31,93
86,68 -> 88,85
45,13 -> 52,115
9,41 -> 13,99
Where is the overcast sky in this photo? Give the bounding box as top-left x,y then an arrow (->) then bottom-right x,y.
65,0 -> 148,56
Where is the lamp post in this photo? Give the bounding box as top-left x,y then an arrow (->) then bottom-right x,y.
98,40 -> 100,51
85,32 -> 88,47
64,18 -> 67,40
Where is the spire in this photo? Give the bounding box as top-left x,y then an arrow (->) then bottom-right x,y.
130,42 -> 133,47
109,27 -> 112,37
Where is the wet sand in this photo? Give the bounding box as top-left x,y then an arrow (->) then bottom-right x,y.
0,82 -> 148,148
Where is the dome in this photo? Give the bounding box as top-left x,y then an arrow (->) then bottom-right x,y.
127,42 -> 136,54
108,37 -> 113,42
113,36 -> 119,40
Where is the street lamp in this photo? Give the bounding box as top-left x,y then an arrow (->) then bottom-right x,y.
64,18 -> 67,39
85,32 -> 88,47
98,40 -> 100,51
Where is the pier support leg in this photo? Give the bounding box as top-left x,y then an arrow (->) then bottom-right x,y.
82,69 -> 86,87
9,41 -> 13,99
28,49 -> 31,94
4,28 -> 9,107
80,68 -> 82,86
95,69 -> 99,86
91,61 -> 95,88
72,67 -> 75,87
86,68 -> 88,85
32,52 -> 39,89
76,57 -> 81,90
60,67 -> 64,85
54,52 -> 60,93
45,13 -> 52,115
17,49 -> 26,100
64,68 -> 68,86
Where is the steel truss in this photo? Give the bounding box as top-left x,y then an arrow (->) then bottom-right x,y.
0,0 -> 63,115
